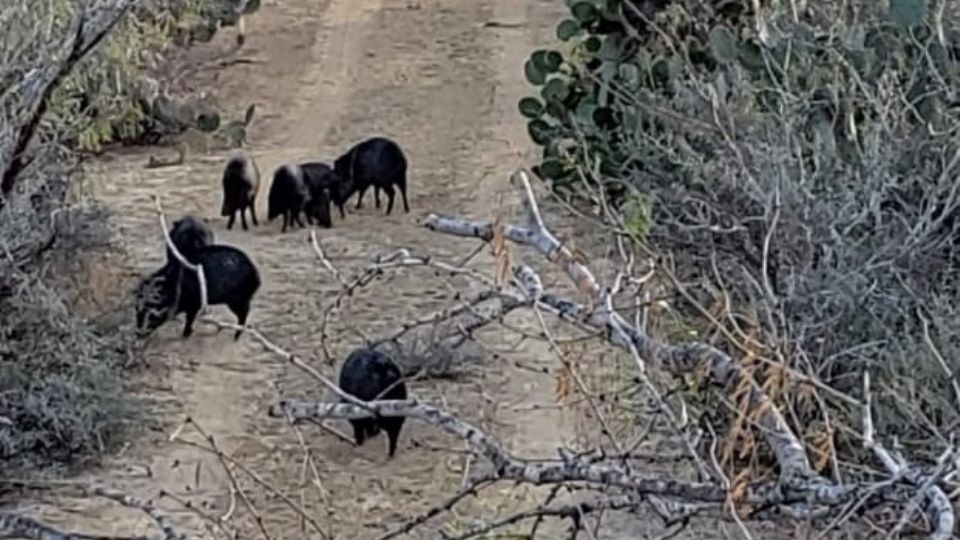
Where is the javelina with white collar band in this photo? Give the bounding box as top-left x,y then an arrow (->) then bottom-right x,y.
267,164 -> 310,233
220,152 -> 261,231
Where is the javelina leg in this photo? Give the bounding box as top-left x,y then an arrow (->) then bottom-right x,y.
182,308 -> 199,338
374,186 -> 381,209
249,200 -> 259,226
240,207 -> 249,231
337,203 -> 346,220
292,211 -> 306,229
281,212 -> 289,233
355,184 -> 369,209
384,185 -> 397,215
382,418 -> 404,458
350,419 -> 367,446
228,299 -> 251,340
400,184 -> 410,213
226,210 -> 236,230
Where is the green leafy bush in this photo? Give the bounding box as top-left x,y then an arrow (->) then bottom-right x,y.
521,0 -> 960,463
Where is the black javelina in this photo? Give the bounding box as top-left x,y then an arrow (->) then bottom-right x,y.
338,348 -> 408,458
135,245 -> 261,339
221,152 -> 261,231
166,215 -> 215,265
334,136 -> 409,215
267,164 -> 310,233
301,161 -> 348,220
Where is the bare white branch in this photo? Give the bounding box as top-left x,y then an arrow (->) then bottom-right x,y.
152,195 -> 208,315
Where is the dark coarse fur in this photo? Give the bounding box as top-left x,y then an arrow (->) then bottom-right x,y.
267,164 -> 310,233
135,245 -> 261,340
338,347 -> 408,458
166,215 -> 215,265
301,161 -> 349,221
220,152 -> 261,230
334,136 -> 409,215
299,162 -> 336,228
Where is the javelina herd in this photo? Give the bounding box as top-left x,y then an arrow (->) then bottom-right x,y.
134,136 -> 416,456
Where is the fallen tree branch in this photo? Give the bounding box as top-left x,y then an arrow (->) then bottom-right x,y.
268,398 -> 935,514
423,170 -> 813,483
153,195 -> 208,315
0,512 -> 143,540
0,483 -> 188,540
416,169 -> 955,538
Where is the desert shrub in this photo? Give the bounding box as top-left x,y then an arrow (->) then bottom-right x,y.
39,0 -> 260,152
0,273 -> 141,469
521,0 -> 960,466
0,136 -> 144,478
0,0 -> 258,479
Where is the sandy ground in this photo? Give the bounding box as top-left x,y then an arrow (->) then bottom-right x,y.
5,0 -> 787,538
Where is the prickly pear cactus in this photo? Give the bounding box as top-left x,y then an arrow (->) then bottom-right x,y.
520,0 -> 956,204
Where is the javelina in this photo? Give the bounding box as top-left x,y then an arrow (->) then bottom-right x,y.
338,347 -> 408,458
221,152 -> 261,231
166,215 -> 215,265
301,161 -> 349,220
334,136 -> 409,215
267,164 -> 310,233
135,244 -> 261,340
303,185 -> 332,228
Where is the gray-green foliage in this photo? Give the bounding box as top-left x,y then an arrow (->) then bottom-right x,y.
521,0 -> 960,463
0,275 -> 141,468
38,0 -> 259,152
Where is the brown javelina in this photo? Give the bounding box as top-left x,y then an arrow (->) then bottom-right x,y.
221,152 -> 261,230
338,347 -> 408,458
166,215 -> 215,265
135,244 -> 261,340
334,136 -> 409,215
301,161 -> 349,220
267,164 -> 310,233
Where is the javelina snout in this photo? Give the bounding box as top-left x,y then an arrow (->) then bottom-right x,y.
301,161 -> 348,221
134,245 -> 261,340
267,164 -> 310,233
334,136 -> 409,215
221,152 -> 261,231
337,347 -> 408,458
167,215 -> 215,265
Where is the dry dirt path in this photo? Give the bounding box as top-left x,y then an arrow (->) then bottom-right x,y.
5,0 -> 631,538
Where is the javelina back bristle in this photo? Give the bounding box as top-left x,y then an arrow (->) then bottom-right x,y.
267,164 -> 310,233
301,161 -> 348,221
135,244 -> 261,340
221,152 -> 261,231
334,136 -> 409,215
167,215 -> 215,265
337,347 -> 408,458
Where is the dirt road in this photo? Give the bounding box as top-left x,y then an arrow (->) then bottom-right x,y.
8,0 -> 623,538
